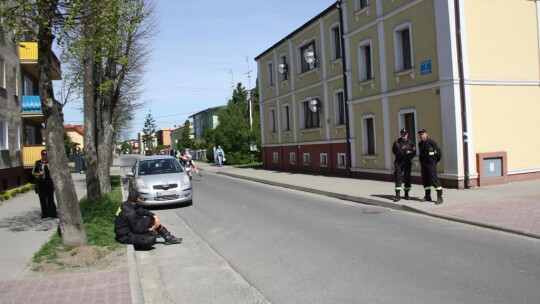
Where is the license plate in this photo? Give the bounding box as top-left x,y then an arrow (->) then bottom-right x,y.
156,190 -> 178,197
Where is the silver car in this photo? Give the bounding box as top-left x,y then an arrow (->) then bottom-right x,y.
126,155 -> 193,206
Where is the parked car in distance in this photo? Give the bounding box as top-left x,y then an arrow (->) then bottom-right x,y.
126,155 -> 193,206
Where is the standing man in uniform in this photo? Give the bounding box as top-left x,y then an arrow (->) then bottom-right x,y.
392,129 -> 416,201
33,149 -> 57,218
417,129 -> 443,204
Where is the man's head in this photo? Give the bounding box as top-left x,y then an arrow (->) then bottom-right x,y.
400,129 -> 408,139
41,149 -> 48,160
127,189 -> 141,204
418,129 -> 428,141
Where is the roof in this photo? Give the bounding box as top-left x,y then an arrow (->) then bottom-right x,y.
64,124 -> 84,135
188,106 -> 226,118
254,3 -> 337,61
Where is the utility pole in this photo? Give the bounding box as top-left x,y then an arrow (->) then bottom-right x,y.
226,69 -> 234,90
245,56 -> 253,131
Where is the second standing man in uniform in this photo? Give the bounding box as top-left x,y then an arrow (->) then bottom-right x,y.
418,129 -> 443,205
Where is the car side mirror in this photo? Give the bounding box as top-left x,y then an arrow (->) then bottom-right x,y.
126,171 -> 134,178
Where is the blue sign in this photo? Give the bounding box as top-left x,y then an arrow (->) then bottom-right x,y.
420,60 -> 432,75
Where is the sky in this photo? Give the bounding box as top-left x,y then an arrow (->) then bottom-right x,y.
61,0 -> 335,139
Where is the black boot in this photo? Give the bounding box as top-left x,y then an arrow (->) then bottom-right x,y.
158,226 -> 182,245
404,190 -> 410,200
436,190 -> 444,205
421,190 -> 432,202
394,190 -> 401,202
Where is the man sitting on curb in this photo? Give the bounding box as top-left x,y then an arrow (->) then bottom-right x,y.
115,189 -> 182,249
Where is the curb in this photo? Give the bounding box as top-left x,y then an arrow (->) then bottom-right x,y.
216,171 -> 540,240
118,170 -> 145,304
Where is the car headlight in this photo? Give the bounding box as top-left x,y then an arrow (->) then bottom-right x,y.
182,175 -> 190,185
135,178 -> 147,189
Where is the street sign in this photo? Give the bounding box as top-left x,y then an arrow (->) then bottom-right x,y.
420,60 -> 432,75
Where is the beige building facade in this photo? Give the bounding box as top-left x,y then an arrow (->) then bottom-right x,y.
255,0 -> 540,188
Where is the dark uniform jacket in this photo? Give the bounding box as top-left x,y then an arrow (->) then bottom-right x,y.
114,201 -> 154,242
392,138 -> 416,165
418,138 -> 441,167
32,160 -> 53,188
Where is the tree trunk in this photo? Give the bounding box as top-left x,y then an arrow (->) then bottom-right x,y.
98,121 -> 113,194
37,0 -> 87,246
83,6 -> 101,202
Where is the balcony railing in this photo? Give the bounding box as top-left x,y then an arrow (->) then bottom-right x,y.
22,145 -> 46,168
22,95 -> 42,114
18,42 -> 61,80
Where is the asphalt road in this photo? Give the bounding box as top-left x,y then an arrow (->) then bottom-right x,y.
173,172 -> 540,304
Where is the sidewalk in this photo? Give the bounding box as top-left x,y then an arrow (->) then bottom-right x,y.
196,162 -> 540,239
0,158 -> 134,304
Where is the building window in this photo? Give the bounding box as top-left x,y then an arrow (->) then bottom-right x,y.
269,108 -> 276,133
355,0 -> 369,11
283,104 -> 290,131
358,41 -> 373,81
0,121 -> 7,150
303,153 -> 310,165
272,152 -> 279,163
280,55 -> 288,81
0,59 -> 5,89
335,91 -> 346,125
362,115 -> 376,155
267,62 -> 274,87
337,153 -> 346,167
13,67 -> 18,96
399,110 -> 417,145
330,25 -> 342,60
300,41 -> 317,74
320,153 -> 328,167
15,124 -> 21,150
395,24 -> 413,71
289,152 -> 296,164
302,100 -> 320,129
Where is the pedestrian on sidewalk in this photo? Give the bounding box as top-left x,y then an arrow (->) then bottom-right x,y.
32,149 -> 57,218
216,145 -> 225,167
115,189 -> 182,249
418,129 -> 443,204
392,129 -> 416,201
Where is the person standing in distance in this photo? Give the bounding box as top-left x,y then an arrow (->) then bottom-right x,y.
32,149 -> 57,218
417,129 -> 443,204
392,129 -> 416,201
215,145 -> 225,167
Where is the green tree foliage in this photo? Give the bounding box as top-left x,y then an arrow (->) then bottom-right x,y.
177,119 -> 193,151
64,131 -> 75,157
141,111 -> 156,153
214,82 -> 261,165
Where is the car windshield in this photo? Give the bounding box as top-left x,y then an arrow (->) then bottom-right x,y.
138,159 -> 183,175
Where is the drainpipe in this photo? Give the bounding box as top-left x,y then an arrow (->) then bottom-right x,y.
454,0 -> 471,188
337,0 -> 353,177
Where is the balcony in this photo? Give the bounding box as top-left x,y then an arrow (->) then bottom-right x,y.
22,145 -> 45,168
19,42 -> 61,80
21,95 -> 43,123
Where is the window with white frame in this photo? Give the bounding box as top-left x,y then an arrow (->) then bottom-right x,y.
355,0 -> 369,11
267,62 -> 274,87
303,153 -> 310,165
0,58 -> 5,89
15,124 -> 21,150
394,24 -> 413,71
335,91 -> 346,125
358,41 -> 373,81
362,115 -> 376,155
399,110 -> 417,145
0,121 -> 7,150
289,152 -> 296,164
320,153 -> 328,167
269,108 -> 276,133
301,100 -> 320,129
330,25 -> 342,61
299,41 -> 317,74
272,152 -> 279,163
337,153 -> 346,167
280,55 -> 288,81
283,104 -> 290,131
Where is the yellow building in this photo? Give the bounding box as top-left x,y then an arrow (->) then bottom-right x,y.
255,0 -> 540,188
